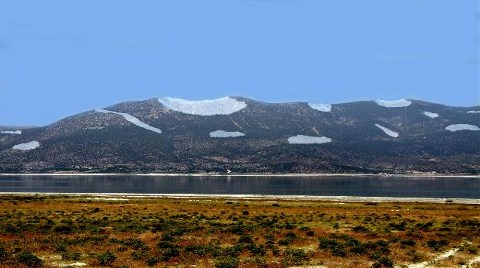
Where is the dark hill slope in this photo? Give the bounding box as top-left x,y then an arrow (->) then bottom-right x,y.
0,97 -> 478,174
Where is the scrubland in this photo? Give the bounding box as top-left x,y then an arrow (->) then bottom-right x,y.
0,195 -> 479,267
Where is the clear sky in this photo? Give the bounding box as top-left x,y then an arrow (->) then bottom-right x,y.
0,0 -> 479,126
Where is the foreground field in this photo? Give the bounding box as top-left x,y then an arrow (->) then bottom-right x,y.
0,195 -> 479,268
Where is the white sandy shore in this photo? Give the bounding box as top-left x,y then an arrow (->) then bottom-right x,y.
1,173 -> 479,178
0,192 -> 479,204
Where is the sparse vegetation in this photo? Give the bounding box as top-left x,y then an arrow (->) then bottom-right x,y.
97,251 -> 116,266
16,251 -> 43,267
0,195 -> 479,267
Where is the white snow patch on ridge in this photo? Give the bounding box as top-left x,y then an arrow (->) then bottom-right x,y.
288,135 -> 332,144
13,141 -> 40,151
308,103 -> 332,112
95,109 -> 162,134
159,97 -> 247,116
1,130 -> 21,134
467,111 -> 480,114
375,124 -> 399,138
423,111 -> 439,118
445,124 -> 480,132
375,99 -> 412,108
209,130 -> 245,138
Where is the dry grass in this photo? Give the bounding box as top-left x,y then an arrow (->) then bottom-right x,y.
0,195 -> 479,267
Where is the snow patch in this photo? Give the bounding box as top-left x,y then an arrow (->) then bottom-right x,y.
423,111 -> 439,118
159,97 -> 247,116
375,124 -> 399,138
209,130 -> 245,138
95,109 -> 162,134
467,111 -> 480,114
445,124 -> 480,132
288,135 -> 332,144
308,103 -> 332,112
375,99 -> 412,108
13,141 -> 40,151
1,130 -> 21,134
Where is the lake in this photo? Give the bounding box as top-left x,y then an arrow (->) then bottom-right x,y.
0,175 -> 479,198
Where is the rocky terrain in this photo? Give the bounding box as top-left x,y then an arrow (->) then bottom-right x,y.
0,97 -> 479,174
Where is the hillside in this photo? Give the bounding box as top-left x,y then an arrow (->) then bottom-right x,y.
0,97 -> 479,174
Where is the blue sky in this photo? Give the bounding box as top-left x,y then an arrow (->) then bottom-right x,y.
0,0 -> 479,126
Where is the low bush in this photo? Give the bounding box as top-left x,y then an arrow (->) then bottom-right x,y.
214,256 -> 239,268
122,238 -> 147,249
160,247 -> 180,261
97,251 -> 116,266
352,225 -> 369,233
426,239 -> 449,251
146,256 -> 159,266
16,251 -> 43,267
185,244 -> 210,256
248,244 -> 266,256
372,256 -> 394,268
53,224 -> 73,234
0,247 -> 6,262
238,234 -> 254,244
284,248 -> 309,265
131,248 -> 149,260
400,239 -> 416,247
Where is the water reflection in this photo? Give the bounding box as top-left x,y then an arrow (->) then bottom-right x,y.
0,175 -> 478,198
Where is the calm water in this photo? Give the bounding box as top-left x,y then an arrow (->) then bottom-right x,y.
0,175 -> 479,198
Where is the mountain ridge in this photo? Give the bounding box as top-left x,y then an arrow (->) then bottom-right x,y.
1,97 -> 479,174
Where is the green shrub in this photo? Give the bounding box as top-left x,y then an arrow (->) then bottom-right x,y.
332,246 -> 347,257
318,237 -> 358,257
16,251 -> 43,267
319,238 -> 341,250
426,239 -> 449,251
220,246 -> 242,257
253,256 -> 267,268
4,223 -> 21,234
97,251 -> 116,266
366,240 -> 391,255
185,244 -> 210,256
123,238 -> 147,249
131,249 -> 149,260
372,256 -> 394,268
284,248 -> 309,265
400,239 -> 416,247
0,247 -> 6,262
238,235 -> 254,244
407,249 -> 423,262
388,222 -> 407,231
248,244 -> 266,256
278,238 -> 293,246
214,256 -> 239,268
146,256 -> 159,266
157,241 -> 177,249
160,247 -> 180,261
53,224 -> 73,234
352,225 -> 369,233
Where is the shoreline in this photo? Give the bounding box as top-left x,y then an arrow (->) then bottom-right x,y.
1,192 -> 479,204
1,173 -> 479,178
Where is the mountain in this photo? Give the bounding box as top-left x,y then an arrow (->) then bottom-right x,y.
0,97 -> 479,174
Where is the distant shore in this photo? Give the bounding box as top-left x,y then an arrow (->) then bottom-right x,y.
1,192 -> 479,204
1,172 -> 479,178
